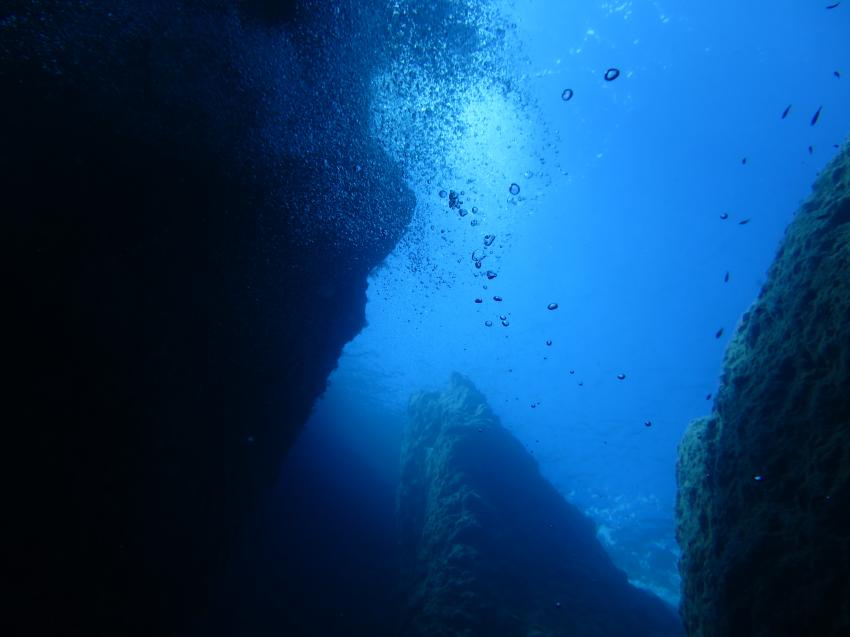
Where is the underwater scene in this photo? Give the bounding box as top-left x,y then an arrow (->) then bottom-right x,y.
4,1 -> 849,636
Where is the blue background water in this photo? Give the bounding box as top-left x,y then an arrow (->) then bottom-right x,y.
280,0 -> 849,605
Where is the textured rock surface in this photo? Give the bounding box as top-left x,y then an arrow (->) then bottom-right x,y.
677,142 -> 850,637
398,373 -> 683,637
3,2 -> 413,634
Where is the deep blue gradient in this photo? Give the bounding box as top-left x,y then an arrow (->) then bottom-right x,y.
287,0 -> 850,605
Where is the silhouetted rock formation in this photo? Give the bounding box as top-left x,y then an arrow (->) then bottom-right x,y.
677,142 -> 850,637
398,373 -> 683,637
3,2 -> 413,634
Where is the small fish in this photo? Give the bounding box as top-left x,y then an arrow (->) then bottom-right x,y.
781,104 -> 791,119
809,145 -> 814,155
739,218 -> 751,225
826,2 -> 840,9
811,105 -> 823,126
644,420 -> 652,428
715,327 -> 724,339
835,70 -> 841,78
724,271 -> 730,283
741,157 -> 747,165
720,212 -> 729,220
705,393 -> 713,400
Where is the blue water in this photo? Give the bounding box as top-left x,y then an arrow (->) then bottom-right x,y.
285,0 -> 849,609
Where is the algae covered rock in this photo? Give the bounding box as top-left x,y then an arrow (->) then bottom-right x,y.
676,142 -> 850,637
399,373 -> 683,637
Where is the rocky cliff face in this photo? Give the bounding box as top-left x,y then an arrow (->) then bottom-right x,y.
398,373 -> 683,637
677,143 -> 850,637
3,2 -> 413,634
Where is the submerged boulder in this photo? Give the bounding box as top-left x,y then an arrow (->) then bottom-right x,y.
398,373 -> 683,637
677,142 -> 850,636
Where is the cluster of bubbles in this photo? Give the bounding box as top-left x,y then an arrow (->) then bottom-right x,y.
431,177 -> 567,339
369,0 -> 525,176
365,0 -> 553,298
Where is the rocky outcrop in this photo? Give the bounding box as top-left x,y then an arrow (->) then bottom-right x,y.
677,143 -> 850,636
3,2 -> 413,634
398,373 -> 683,637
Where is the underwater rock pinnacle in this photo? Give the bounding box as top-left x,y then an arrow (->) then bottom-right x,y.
677,138 -> 850,637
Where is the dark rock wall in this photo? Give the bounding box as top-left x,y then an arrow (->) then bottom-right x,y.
201,402 -> 404,637
2,1 -> 413,634
398,373 -> 683,637
676,142 -> 850,637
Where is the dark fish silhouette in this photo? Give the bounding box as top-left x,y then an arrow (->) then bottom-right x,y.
739,218 -> 751,225
811,106 -> 823,126
724,271 -> 730,283
826,2 -> 840,9
715,327 -> 724,339
781,104 -> 791,119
